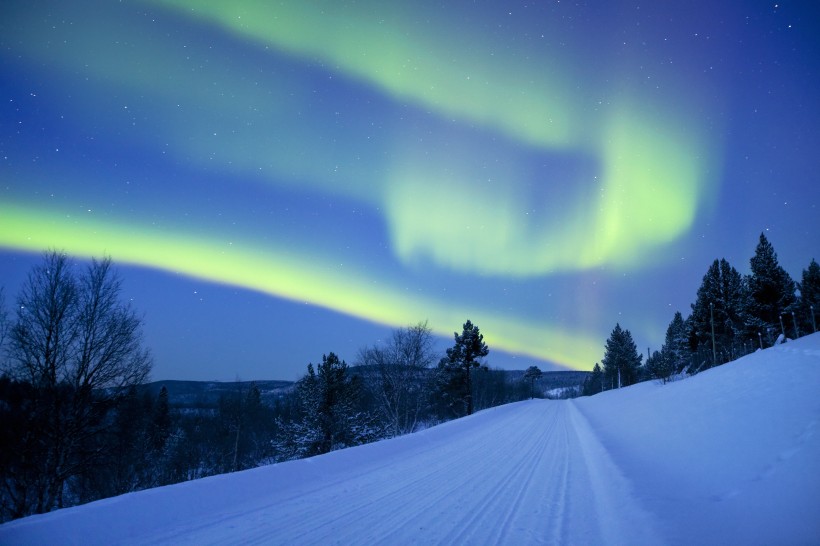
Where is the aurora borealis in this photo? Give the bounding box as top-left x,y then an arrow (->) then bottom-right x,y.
1,1 -> 818,380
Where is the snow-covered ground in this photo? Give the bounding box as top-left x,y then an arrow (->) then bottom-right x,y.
2,333 -> 819,545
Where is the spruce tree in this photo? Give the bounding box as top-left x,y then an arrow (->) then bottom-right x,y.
438,320 -> 489,416
523,366 -> 543,399
646,349 -> 673,384
661,311 -> 690,373
690,258 -> 747,366
152,386 -> 172,452
798,258 -> 820,334
583,363 -> 604,396
601,324 -> 642,389
746,233 -> 797,345
277,352 -> 372,459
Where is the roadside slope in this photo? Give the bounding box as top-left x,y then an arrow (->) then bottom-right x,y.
577,332 -> 820,545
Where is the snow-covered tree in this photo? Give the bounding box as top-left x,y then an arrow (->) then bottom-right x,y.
601,324 -> 642,389
276,353 -> 378,460
745,233 -> 797,345
646,349 -> 673,384
661,311 -> 691,373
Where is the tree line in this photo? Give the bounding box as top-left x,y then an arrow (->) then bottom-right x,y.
583,233 -> 819,395
0,252 -> 540,522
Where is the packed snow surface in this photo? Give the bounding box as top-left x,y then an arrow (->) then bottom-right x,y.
2,334 -> 819,545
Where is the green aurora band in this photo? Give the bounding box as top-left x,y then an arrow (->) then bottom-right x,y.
0,202 -> 603,369
1,1 -> 722,370
149,0 -> 718,275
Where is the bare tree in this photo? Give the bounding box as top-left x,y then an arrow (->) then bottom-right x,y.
3,251 -> 151,517
358,321 -> 437,436
0,286 -> 8,349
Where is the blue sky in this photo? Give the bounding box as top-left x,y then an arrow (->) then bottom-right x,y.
1,1 -> 818,380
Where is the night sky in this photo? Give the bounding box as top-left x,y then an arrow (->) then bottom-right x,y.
1,1 -> 818,381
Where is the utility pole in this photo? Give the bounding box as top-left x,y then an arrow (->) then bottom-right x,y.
710,302 -> 717,365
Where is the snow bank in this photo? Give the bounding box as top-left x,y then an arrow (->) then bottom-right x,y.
577,332 -> 820,545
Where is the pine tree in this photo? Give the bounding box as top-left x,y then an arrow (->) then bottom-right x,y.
646,350 -> 673,384
661,311 -> 690,374
523,366 -> 543,399
746,233 -> 797,345
601,324 -> 642,389
438,320 -> 489,416
582,363 -> 604,396
690,258 -> 747,366
276,353 -> 375,460
798,258 -> 820,334
152,386 -> 172,452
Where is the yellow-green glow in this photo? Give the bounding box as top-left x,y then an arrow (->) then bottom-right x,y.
150,0 -> 580,149
0,202 -> 602,370
589,107 -> 706,266
386,99 -> 711,276
144,0 -> 717,277
5,0 -> 718,279
0,0 -> 730,374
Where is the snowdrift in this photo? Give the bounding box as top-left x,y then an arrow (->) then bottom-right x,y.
1,333 -> 818,545
576,333 -> 820,545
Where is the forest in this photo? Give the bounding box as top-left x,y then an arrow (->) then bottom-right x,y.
0,256 -> 555,522
582,233 -> 819,395
1,232 -> 817,522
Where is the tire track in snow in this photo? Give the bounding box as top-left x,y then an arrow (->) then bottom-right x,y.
160,402 -> 537,545
137,400 -> 664,545
440,403 -> 563,545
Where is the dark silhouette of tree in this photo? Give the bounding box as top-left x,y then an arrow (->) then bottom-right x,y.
745,233 -> 797,345
601,324 -> 642,389
798,258 -> 820,334
523,366 -> 543,399
646,350 -> 673,384
690,258 -> 748,367
3,251 -> 151,517
152,386 -> 172,453
0,287 -> 7,349
582,363 -> 604,396
437,320 -> 489,416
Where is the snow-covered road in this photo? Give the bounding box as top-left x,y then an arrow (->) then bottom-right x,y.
145,401 -> 660,545
3,400 -> 663,545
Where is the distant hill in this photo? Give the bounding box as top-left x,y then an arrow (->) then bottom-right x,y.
141,380 -> 293,409
507,370 -> 589,392
142,369 -> 588,408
